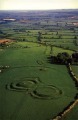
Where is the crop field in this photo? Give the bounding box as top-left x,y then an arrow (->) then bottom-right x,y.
0,10 -> 78,120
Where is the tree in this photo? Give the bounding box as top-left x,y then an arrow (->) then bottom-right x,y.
22,38 -> 25,41
37,32 -> 42,42
57,52 -> 71,64
58,34 -> 62,39
50,45 -> 53,55
74,36 -> 77,39
73,37 -> 78,46
49,52 -> 72,65
56,31 -> 58,35
57,23 -> 59,27
72,52 -> 78,63
65,22 -> 67,26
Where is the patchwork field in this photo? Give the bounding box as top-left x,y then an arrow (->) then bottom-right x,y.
0,10 -> 78,120
0,42 -> 78,120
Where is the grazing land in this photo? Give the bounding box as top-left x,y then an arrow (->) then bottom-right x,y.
0,10 -> 78,120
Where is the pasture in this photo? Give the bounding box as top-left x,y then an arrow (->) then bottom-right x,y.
0,10 -> 78,120
0,42 -> 78,120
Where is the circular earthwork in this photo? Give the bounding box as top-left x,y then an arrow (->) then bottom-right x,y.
6,77 -> 63,99
31,85 -> 63,99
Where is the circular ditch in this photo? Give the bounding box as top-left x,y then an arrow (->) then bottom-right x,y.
6,79 -> 38,92
6,77 -> 63,99
31,85 -> 62,99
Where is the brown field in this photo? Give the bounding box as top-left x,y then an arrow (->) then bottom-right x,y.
0,39 -> 13,44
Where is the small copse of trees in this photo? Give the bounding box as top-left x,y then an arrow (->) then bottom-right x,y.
50,52 -> 78,65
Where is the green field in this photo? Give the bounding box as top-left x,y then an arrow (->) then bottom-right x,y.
71,65 -> 78,78
0,10 -> 78,120
0,42 -> 78,120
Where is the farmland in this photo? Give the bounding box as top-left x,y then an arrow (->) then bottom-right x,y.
0,10 -> 78,120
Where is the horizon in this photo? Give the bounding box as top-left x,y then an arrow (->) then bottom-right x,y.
0,8 -> 78,11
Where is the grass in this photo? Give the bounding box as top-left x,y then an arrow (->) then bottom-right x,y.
63,104 -> 78,120
0,42 -> 78,120
71,65 -> 78,78
0,11 -> 78,120
52,47 -> 74,55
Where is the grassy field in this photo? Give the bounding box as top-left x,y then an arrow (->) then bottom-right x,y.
0,42 -> 78,120
71,65 -> 78,78
0,10 -> 78,120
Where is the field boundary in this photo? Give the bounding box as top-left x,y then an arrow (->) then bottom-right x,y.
51,63 -> 78,120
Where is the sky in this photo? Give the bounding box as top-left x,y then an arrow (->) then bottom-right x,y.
0,0 -> 78,10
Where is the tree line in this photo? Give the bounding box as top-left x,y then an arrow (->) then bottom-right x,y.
49,52 -> 78,65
